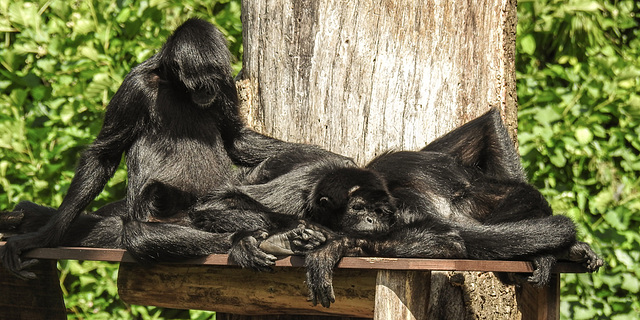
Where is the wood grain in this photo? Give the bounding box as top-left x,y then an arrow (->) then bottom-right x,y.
5,243 -> 589,273
374,270 -> 431,320
118,263 -> 377,317
241,0 -> 518,165
0,259 -> 66,320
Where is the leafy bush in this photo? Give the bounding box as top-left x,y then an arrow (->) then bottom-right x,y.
517,0 -> 640,318
1,0 -> 240,318
2,0 -> 638,319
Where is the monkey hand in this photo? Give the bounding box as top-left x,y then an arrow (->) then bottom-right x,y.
566,241 -> 604,272
304,237 -> 349,308
306,270 -> 335,308
229,230 -> 277,272
259,223 -> 327,256
1,232 -> 43,280
305,249 -> 337,308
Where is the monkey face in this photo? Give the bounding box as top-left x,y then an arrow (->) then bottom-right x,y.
340,191 -> 396,237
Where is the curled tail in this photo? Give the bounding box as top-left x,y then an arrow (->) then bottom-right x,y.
459,215 -> 577,260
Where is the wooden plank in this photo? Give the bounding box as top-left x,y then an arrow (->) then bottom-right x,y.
517,274 -> 561,320
374,270 -> 431,320
0,244 -> 570,319
2,243 -> 589,273
0,259 -> 66,320
117,263 -> 377,317
21,245 -> 135,263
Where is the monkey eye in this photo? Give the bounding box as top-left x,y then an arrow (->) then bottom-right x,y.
376,204 -> 396,215
351,203 -> 365,211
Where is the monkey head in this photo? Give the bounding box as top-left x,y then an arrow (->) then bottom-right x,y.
309,168 -> 397,237
158,18 -> 236,107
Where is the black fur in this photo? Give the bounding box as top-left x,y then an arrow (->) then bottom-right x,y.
0,18 -> 343,279
188,156 -> 354,269
187,109 -> 603,308
302,109 -> 603,306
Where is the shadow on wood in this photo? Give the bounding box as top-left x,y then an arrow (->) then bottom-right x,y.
117,263 -> 377,317
0,243 -> 584,319
0,259 -> 66,320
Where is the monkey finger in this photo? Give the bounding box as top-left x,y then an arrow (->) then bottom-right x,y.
17,269 -> 38,280
246,257 -> 276,272
253,264 -> 275,273
249,249 -> 277,267
257,253 -> 278,266
14,259 -> 39,280
320,293 -> 331,308
302,229 -> 326,243
21,258 -> 40,269
307,290 -> 320,306
292,240 -> 321,251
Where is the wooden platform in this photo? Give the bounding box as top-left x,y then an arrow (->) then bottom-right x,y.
19,245 -> 586,273
1,243 -> 588,319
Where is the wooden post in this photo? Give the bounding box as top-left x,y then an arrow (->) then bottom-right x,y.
517,275 -> 561,320
374,270 -> 431,320
0,260 -> 66,320
239,0 -> 522,318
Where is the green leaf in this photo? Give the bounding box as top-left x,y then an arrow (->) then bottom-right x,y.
549,148 -> 567,167
520,34 -> 536,55
59,103 -> 75,124
621,273 -> 640,293
8,2 -> 39,28
534,107 -> 563,125
575,127 -> 593,145
615,249 -> 636,269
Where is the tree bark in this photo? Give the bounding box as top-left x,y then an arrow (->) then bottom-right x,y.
238,0 -> 519,318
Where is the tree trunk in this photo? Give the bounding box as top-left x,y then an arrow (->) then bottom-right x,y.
237,0 -> 519,318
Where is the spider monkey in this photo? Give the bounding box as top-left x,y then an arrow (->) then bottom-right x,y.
0,18 -> 343,279
301,109 -> 603,307
186,109 -> 603,308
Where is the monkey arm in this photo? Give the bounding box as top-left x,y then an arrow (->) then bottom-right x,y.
0,65 -> 152,279
304,236 -> 359,308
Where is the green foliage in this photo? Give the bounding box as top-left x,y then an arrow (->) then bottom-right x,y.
1,0 -> 240,318
517,0 -> 640,318
2,0 -> 638,319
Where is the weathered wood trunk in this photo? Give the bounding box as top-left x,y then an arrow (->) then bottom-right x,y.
237,0 -> 520,319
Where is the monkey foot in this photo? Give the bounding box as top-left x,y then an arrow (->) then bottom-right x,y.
260,224 -> 327,256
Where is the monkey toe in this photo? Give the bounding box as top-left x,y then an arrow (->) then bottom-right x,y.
301,228 -> 326,244
1,246 -> 39,280
260,226 -> 327,255
318,284 -> 336,308
14,259 -> 40,280
229,235 -> 277,271
585,255 -> 604,272
527,270 -> 550,287
308,284 -> 335,308
568,242 -> 604,272
259,231 -> 296,255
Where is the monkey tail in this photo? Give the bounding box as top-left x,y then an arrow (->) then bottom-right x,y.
457,215 -> 577,260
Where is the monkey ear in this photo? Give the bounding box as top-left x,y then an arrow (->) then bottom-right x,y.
318,196 -> 334,209
318,196 -> 332,207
